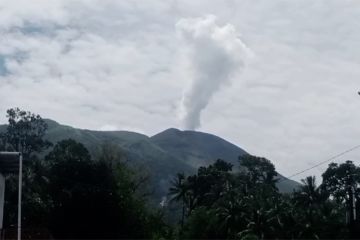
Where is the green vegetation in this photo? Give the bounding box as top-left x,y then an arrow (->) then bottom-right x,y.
0,108 -> 168,239
169,157 -> 355,239
1,108 -> 360,239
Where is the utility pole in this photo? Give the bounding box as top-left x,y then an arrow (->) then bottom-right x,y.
17,153 -> 22,240
0,152 -> 22,240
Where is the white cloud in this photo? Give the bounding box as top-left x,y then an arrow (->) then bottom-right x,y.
1,0 -> 360,181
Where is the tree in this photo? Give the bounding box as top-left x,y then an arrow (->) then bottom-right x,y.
182,207 -> 221,239
2,108 -> 52,234
170,157 -> 284,239
321,161 -> 360,237
292,176 -> 324,238
4,108 -> 51,158
322,161 -> 360,204
45,139 -> 164,239
0,132 -> 6,151
195,159 -> 233,208
215,189 -> 248,238
45,139 -> 118,238
294,176 -> 324,219
169,173 -> 187,228
239,155 -> 278,187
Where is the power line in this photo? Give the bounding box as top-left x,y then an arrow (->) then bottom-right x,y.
280,144 -> 360,183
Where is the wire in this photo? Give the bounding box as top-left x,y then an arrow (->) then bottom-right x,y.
279,144 -> 360,183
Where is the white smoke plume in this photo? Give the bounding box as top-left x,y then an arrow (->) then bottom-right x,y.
177,15 -> 252,130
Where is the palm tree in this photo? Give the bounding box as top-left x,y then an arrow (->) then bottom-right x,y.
169,173 -> 187,227
293,176 -> 324,238
296,176 -> 324,209
215,191 -> 248,237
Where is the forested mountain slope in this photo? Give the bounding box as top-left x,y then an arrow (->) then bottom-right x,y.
0,119 -> 300,202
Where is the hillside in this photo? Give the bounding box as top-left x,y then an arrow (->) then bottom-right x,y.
151,128 -> 299,193
151,128 -> 247,169
0,120 -> 300,202
42,120 -> 194,201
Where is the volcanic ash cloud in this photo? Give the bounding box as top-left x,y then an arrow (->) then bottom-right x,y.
177,15 -> 252,130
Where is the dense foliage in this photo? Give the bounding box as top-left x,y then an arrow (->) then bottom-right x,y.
1,108 -> 360,239
0,108 -> 168,239
169,157 -> 360,239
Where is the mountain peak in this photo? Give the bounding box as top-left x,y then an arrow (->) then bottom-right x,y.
152,128 -> 182,138
153,127 -> 218,138
151,127 -> 247,169
164,127 -> 182,133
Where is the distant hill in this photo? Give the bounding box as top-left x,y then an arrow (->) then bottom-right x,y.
151,127 -> 299,193
151,128 -> 247,169
0,119 -> 300,204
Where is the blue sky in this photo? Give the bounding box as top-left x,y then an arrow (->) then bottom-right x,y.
1,0 -> 360,182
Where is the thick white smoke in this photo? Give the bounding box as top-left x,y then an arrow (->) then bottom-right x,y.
177,15 -> 251,130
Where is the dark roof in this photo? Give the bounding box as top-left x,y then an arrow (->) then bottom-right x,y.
0,152 -> 20,174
